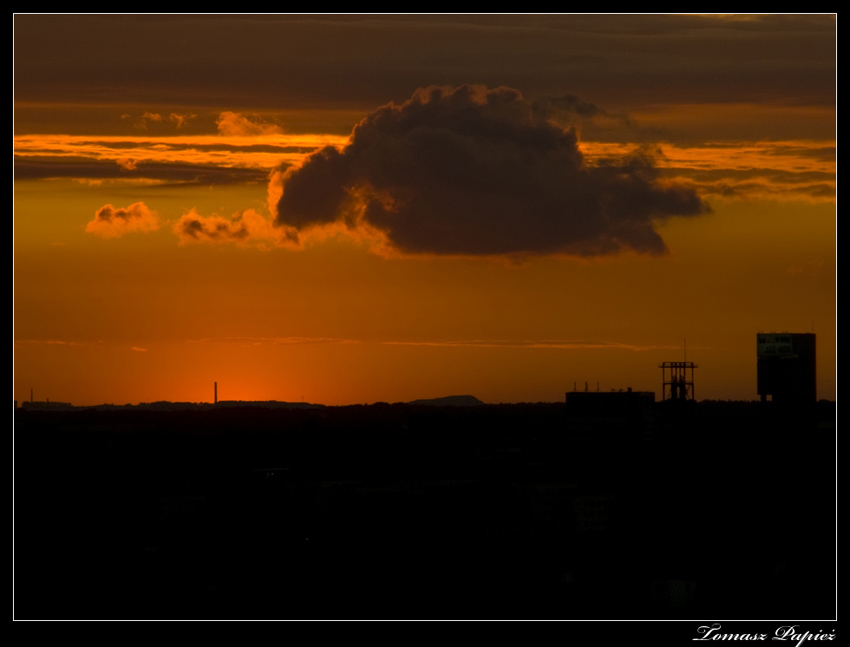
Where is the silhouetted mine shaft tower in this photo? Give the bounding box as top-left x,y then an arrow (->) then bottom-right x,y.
660,361 -> 697,401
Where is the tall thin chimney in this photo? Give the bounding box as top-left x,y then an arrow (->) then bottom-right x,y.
214,381 -> 217,404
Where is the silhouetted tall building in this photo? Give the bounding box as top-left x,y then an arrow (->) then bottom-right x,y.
756,333 -> 816,405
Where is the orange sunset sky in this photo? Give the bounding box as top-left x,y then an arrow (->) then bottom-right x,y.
14,14 -> 836,406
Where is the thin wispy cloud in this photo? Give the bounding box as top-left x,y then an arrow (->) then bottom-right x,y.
13,132 -> 348,182
187,336 -> 361,346
182,336 -> 674,352
14,128 -> 833,202
379,339 -> 678,352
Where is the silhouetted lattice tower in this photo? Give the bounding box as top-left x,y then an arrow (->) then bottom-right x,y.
659,361 -> 697,401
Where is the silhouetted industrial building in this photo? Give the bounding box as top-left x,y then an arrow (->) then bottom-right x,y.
757,333 -> 816,405
565,388 -> 655,420
21,401 -> 73,411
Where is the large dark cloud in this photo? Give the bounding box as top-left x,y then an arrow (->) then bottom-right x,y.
274,85 -> 710,257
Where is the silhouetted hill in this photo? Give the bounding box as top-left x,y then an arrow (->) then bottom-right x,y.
406,394 -> 484,406
215,400 -> 325,410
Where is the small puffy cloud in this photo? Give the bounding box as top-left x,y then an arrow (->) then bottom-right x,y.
168,112 -> 195,129
172,208 -> 297,249
85,202 -> 160,238
126,111 -> 196,131
135,111 -> 164,129
216,111 -> 283,137
274,85 -> 711,258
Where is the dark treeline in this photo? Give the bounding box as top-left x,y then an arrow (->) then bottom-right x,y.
14,400 -> 835,619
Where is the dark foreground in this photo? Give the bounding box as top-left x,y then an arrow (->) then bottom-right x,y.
14,400 -> 836,619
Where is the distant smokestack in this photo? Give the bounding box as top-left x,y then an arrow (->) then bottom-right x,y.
214,382 -> 217,404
